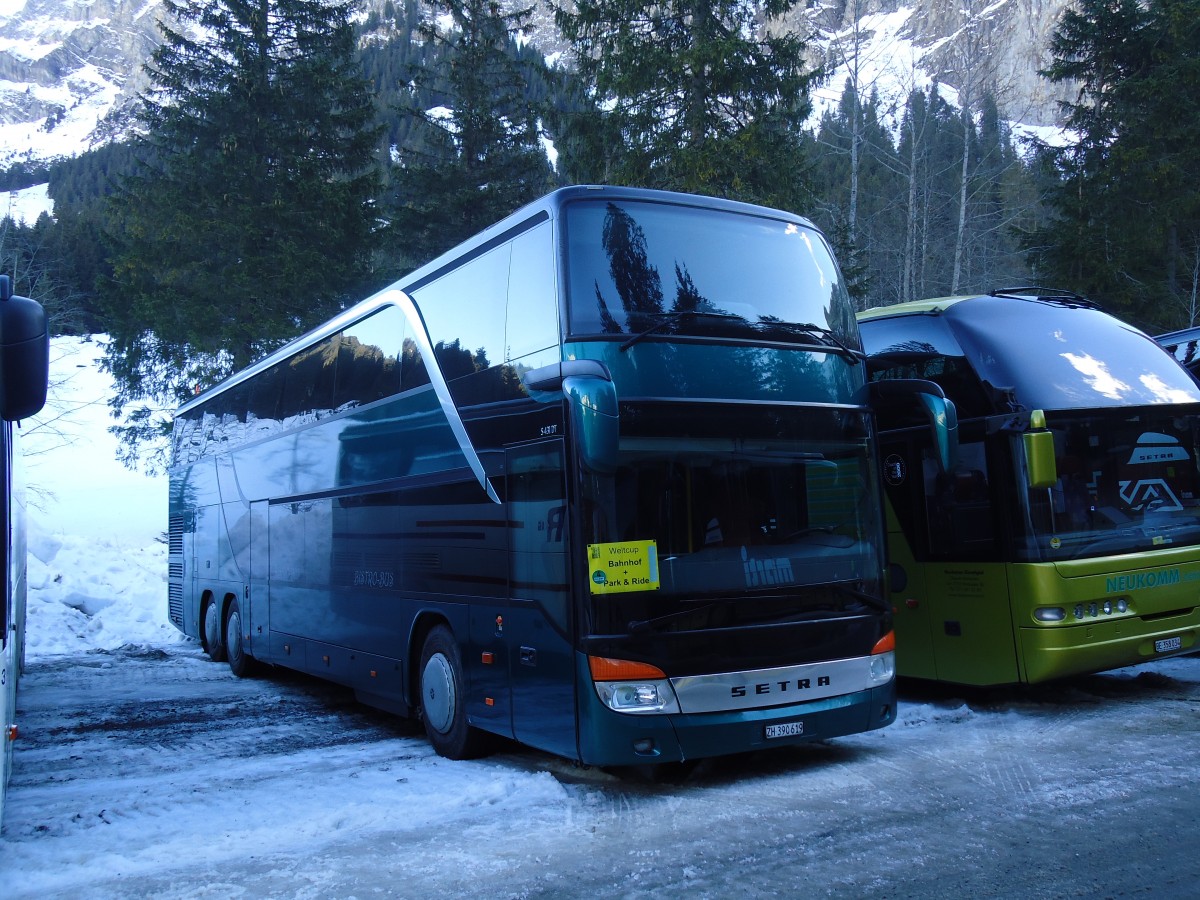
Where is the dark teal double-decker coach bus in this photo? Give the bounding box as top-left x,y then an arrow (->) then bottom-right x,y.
168,186 -> 897,766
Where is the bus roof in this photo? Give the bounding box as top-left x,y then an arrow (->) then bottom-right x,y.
857,296 -> 970,321
858,289 -> 1200,411
858,288 -> 1097,324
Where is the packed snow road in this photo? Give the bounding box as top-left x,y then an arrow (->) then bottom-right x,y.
2,645 -> 1199,899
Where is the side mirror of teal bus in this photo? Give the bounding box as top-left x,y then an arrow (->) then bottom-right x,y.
563,373 -> 618,475
1023,409 -> 1058,489
916,390 -> 958,474
0,274 -> 49,422
869,379 -> 959,473
524,359 -> 619,474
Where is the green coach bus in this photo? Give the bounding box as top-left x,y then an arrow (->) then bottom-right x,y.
168,186 -> 898,766
859,289 -> 1200,685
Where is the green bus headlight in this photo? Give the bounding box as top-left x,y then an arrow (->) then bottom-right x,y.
1035,607 -> 1066,622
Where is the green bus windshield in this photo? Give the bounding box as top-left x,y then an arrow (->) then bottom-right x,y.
1016,406 -> 1200,561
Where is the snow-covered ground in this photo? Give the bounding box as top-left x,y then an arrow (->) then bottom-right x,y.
1,337 -> 1199,897
2,183 -> 51,224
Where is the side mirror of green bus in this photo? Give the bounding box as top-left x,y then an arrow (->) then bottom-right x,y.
0,274 -> 49,422
1023,410 -> 1058,489
563,372 -> 618,474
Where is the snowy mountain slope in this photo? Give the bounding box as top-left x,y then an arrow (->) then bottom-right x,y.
0,0 -> 1073,174
0,0 -> 164,167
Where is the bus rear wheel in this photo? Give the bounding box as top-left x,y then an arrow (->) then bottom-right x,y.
202,598 -> 226,662
224,598 -> 254,678
419,625 -> 487,760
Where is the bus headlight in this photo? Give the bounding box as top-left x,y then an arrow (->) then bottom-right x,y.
589,656 -> 681,715
594,679 -> 680,714
869,632 -> 896,685
1034,607 -> 1067,622
869,650 -> 896,685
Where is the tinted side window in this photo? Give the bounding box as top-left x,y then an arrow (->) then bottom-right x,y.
172,304 -> 426,464
506,222 -> 559,361
412,245 -> 510,372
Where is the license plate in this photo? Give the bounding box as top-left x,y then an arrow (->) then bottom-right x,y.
1155,636 -> 1183,654
765,721 -> 804,739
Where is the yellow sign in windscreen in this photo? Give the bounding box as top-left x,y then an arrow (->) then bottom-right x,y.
588,540 -> 660,594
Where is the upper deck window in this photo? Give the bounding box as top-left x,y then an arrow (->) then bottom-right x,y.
564,200 -> 856,347
946,296 -> 1200,410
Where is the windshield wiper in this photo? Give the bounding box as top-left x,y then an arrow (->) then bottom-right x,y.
628,601 -> 717,634
619,309 -> 747,352
829,582 -> 890,615
627,582 -> 889,634
771,323 -> 864,365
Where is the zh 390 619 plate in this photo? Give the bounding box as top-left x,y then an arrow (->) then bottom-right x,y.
765,721 -> 804,739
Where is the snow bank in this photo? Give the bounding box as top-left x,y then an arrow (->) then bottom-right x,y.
24,522 -> 181,657
21,335 -> 176,660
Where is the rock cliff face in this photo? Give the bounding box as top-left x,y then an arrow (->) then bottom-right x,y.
0,0 -> 1073,165
0,0 -> 162,155
884,0 -> 1073,125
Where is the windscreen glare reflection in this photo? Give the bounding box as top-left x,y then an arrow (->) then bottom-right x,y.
1020,407 -> 1200,560
565,199 -> 858,347
585,404 -> 884,635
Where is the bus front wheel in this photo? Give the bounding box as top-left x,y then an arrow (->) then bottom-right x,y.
419,625 -> 486,760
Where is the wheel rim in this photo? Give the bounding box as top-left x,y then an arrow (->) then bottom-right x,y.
226,611 -> 241,663
422,652 -> 455,734
204,603 -> 219,648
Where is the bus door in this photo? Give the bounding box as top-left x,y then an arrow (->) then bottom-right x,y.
922,435 -> 1018,684
884,432 -> 1019,684
505,441 -> 576,759
881,434 -> 940,680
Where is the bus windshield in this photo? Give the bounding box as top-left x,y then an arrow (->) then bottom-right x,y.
1018,406 -> 1200,561
583,403 -> 883,635
565,199 -> 858,348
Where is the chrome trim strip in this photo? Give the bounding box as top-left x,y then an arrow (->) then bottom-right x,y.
176,286 -> 500,504
379,289 -> 500,504
670,656 -> 876,714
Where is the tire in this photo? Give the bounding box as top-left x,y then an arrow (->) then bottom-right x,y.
202,598 -> 226,662
224,598 -> 254,678
419,625 -> 487,760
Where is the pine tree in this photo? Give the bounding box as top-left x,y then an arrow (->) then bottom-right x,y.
1036,0 -> 1200,329
384,0 -> 556,273
103,0 -> 383,462
552,0 -> 817,211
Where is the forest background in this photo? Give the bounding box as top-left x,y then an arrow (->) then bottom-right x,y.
1,0 -> 1198,461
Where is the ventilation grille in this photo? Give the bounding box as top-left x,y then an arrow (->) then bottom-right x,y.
168,514 -> 186,628
168,582 -> 184,628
